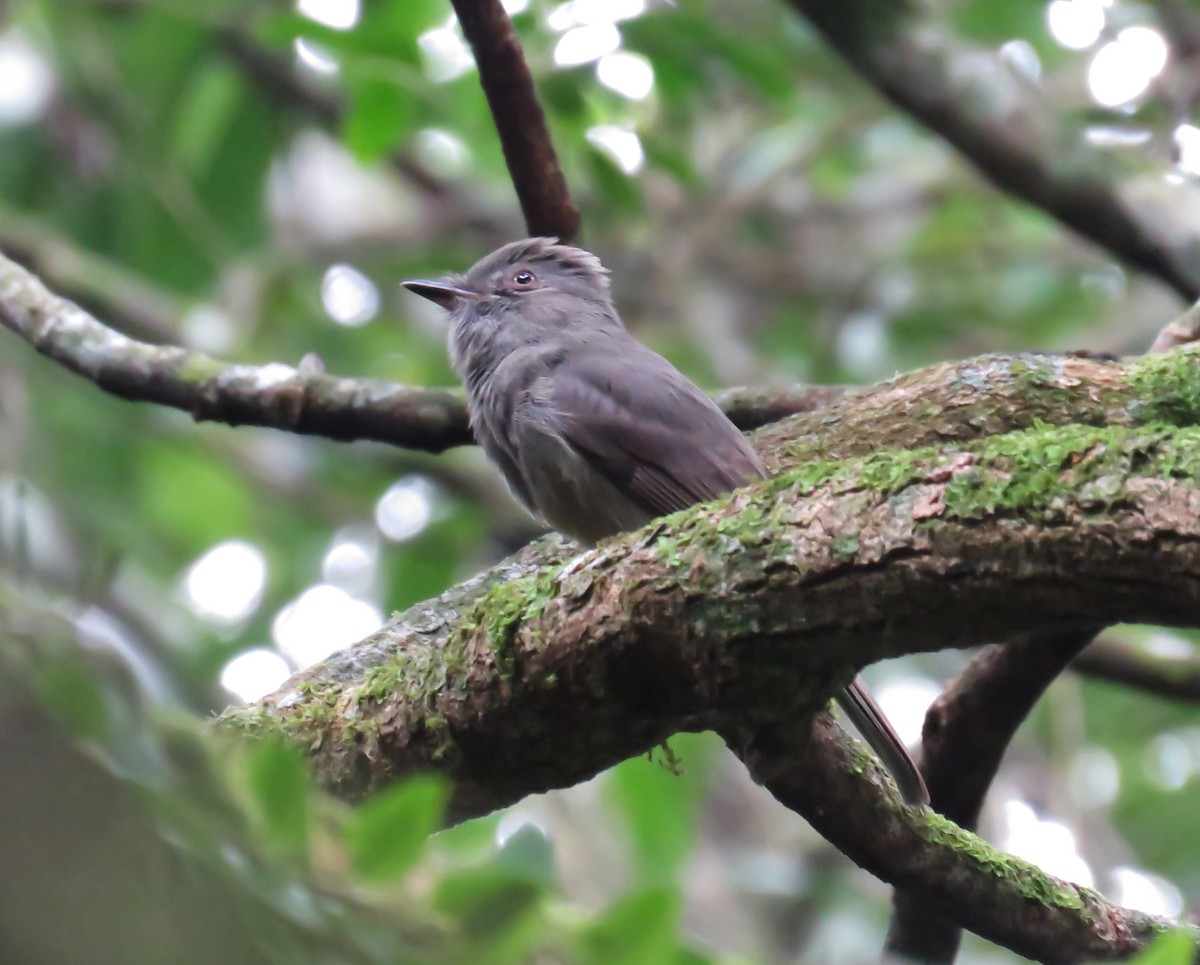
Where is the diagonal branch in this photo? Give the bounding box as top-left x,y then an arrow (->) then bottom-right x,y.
730,713 -> 1169,963
886,629 -> 1101,963
1074,635 -> 1200,703
450,0 -> 581,241
881,292 -> 1200,961
222,421 -> 1200,811
784,0 -> 1200,301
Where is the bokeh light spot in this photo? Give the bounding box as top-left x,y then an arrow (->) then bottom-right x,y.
874,675 -> 940,748
0,29 -> 54,127
1109,867 -> 1184,918
183,540 -> 267,625
586,125 -> 644,174
375,476 -> 436,542
419,27 -> 475,83
321,264 -> 379,327
554,23 -> 620,66
1002,801 -> 1093,886
1046,0 -> 1106,51
272,584 -> 383,668
1087,26 -> 1169,108
298,0 -> 360,29
597,51 -> 654,100
221,648 -> 292,703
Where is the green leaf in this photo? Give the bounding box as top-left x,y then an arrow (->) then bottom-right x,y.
584,145 -> 643,215
351,0 -> 442,64
244,739 -> 310,856
577,889 -> 681,965
137,446 -> 254,557
171,63 -> 242,175
434,865 -> 542,940
342,72 -> 412,162
1128,931 -> 1197,965
256,0 -> 442,65
606,742 -> 704,885
344,774 -> 449,882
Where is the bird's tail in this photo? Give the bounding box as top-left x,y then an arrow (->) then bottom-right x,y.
836,678 -> 930,805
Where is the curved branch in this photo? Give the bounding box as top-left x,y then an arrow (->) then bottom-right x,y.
731,714 -> 1170,963
0,250 -> 842,449
450,0 -> 581,241
886,629 -> 1101,963
785,0 -> 1200,301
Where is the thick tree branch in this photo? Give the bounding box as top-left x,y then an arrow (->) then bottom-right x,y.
449,0 -> 581,241
785,0 -> 1200,301
886,629 -> 1101,963
882,299 -> 1200,960
0,250 -> 841,448
224,419 -> 1200,808
221,416 -> 1200,960
12,239 -> 1200,958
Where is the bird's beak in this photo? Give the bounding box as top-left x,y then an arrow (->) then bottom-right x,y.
402,280 -> 478,310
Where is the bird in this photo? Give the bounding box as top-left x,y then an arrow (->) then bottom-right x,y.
403,237 -> 929,805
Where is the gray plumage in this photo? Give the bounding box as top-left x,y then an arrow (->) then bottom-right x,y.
404,238 -> 928,805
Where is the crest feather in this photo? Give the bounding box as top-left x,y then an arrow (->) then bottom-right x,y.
464,237 -> 610,291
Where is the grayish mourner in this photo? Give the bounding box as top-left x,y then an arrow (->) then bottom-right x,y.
404,237 -> 929,805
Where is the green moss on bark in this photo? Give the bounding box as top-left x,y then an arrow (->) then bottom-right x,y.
919,811 -> 1085,911
1127,346 -> 1200,426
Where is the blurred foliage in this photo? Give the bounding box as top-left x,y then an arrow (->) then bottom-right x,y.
2,0 -> 1200,961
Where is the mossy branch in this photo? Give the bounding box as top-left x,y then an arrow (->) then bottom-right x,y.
218,345 -> 1200,963
224,415 -> 1200,808
220,347 -> 1200,798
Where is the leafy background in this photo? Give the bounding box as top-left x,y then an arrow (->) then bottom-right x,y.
1,0 -> 1198,962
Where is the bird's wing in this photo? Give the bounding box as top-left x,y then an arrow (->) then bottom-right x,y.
544,345 -> 766,518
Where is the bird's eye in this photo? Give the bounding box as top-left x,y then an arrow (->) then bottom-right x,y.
512,270 -> 537,287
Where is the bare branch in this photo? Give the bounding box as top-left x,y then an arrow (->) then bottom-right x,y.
0,250 -> 842,449
784,0 -> 1200,301
0,251 -> 472,451
1074,635 -> 1200,703
450,0 -> 582,241
886,629 -> 1100,963
0,210 -> 183,345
